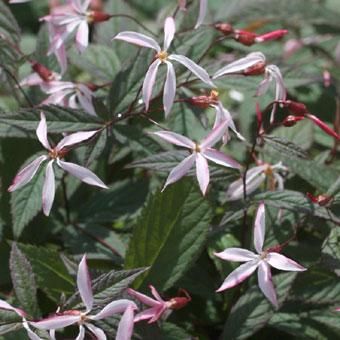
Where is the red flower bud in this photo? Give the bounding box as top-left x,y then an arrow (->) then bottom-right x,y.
307,193 -> 333,206
188,90 -> 219,109
282,115 -> 304,127
214,23 -> 234,36
255,29 -> 288,43
243,61 -> 266,76
305,113 -> 340,140
88,11 -> 112,23
233,30 -> 257,46
281,100 -> 309,115
31,62 -> 54,82
168,289 -> 191,310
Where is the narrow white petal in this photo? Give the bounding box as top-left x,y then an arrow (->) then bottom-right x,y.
91,300 -> 137,320
77,90 -> 96,116
0,299 -> 26,317
195,0 -> 207,28
76,21 -> 89,53
163,17 -> 175,51
195,153 -> 209,195
36,112 -> 51,150
200,120 -> 229,149
127,288 -> 159,307
56,130 -> 98,151
257,261 -> 278,308
153,131 -> 195,149
274,173 -> 285,191
31,315 -> 80,330
42,160 -> 55,216
75,325 -> 85,340
214,248 -> 258,262
142,59 -> 161,112
213,52 -> 266,79
266,252 -> 307,272
202,148 -> 241,169
254,203 -> 266,253
116,305 -> 135,340
162,154 -> 195,191
58,160 -> 108,189
169,54 -> 214,86
8,155 -> 47,192
113,32 -> 160,51
163,61 -> 177,117
216,260 -> 259,292
86,324 -> 106,340
77,255 -> 93,312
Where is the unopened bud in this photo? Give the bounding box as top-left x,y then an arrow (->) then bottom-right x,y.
307,193 -> 333,206
234,30 -> 257,46
214,23 -> 234,36
306,113 -> 340,140
282,115 -> 304,127
188,90 -> 219,109
243,61 -> 266,76
88,11 -> 112,23
31,62 -> 54,82
255,29 -> 288,43
281,100 -> 309,115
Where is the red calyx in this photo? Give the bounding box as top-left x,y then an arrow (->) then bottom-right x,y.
169,289 -> 191,310
280,100 -> 309,115
188,90 -> 219,109
243,61 -> 266,76
282,115 -> 304,127
233,30 -> 257,46
214,23 -> 234,36
266,245 -> 283,253
307,193 -> 333,206
31,62 -> 54,82
89,11 -> 112,23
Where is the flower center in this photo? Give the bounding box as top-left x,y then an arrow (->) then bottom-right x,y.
263,164 -> 273,176
157,50 -> 169,62
194,143 -> 201,153
49,148 -> 59,160
260,251 -> 268,260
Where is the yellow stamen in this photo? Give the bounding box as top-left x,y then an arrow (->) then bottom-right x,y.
157,50 -> 169,62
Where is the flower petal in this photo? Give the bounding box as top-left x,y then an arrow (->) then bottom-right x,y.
149,285 -> 165,303
202,148 -> 241,169
142,59 -> 161,112
216,260 -> 259,292
56,130 -> 98,151
214,248 -> 258,262
266,252 -> 307,272
257,261 -> 278,308
213,52 -> 266,79
163,61 -> 177,117
134,307 -> 160,322
163,17 -> 175,51
91,300 -> 137,321
86,324 -> 106,340
169,54 -> 214,86
75,325 -> 85,340
116,305 -> 135,340
153,131 -> 195,149
36,112 -> 51,150
195,152 -> 209,195
200,120 -> 229,149
8,155 -> 47,192
31,314 -> 80,330
0,299 -> 26,317
42,160 -> 55,216
254,203 -> 266,253
57,160 -> 108,189
76,21 -> 89,53
162,154 -> 195,191
23,321 -> 43,340
113,32 -> 160,51
77,255 -> 93,312
127,288 -> 159,307
195,0 -> 207,28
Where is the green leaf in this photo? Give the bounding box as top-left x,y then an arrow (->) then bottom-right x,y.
0,324 -> 22,337
17,244 -> 74,301
223,273 -> 297,339
125,179 -> 213,291
9,243 -> 40,318
321,227 -> 340,270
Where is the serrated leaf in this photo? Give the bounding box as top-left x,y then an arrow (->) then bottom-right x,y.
17,244 -> 74,301
125,179 -> 213,291
223,273 -> 297,339
9,243 -> 39,318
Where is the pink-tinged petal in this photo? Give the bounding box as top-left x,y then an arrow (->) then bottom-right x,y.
31,314 -> 80,330
257,261 -> 278,308
113,32 -> 160,51
214,248 -> 258,262
57,160 -> 108,189
149,285 -> 165,303
36,112 -> 51,150
200,120 -> 229,149
10,0 -> 31,3
195,152 -> 209,195
163,17 -> 175,51
306,114 -> 340,140
255,29 -> 288,43
116,305 -> 135,340
20,73 -> 45,87
134,306 -> 163,323
168,54 -> 214,87
91,300 -> 137,321
75,325 -> 85,340
56,130 -> 98,151
0,299 -> 26,317
148,305 -> 167,323
202,148 -> 241,169
142,59 -> 161,112
86,324 -> 106,340
23,321 -> 43,340
256,76 -> 271,97
216,260 -> 259,292
335,308 -> 340,312
42,160 -> 56,216
163,61 -> 177,117
8,155 -> 47,192
225,166 -> 267,201
76,21 -> 89,53
162,154 -> 195,191
153,131 -> 195,149
195,0 -> 207,29
77,255 -> 93,312
213,52 -> 266,79
77,89 -> 96,116
266,253 -> 307,272
127,288 -> 159,307
254,203 -> 266,253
